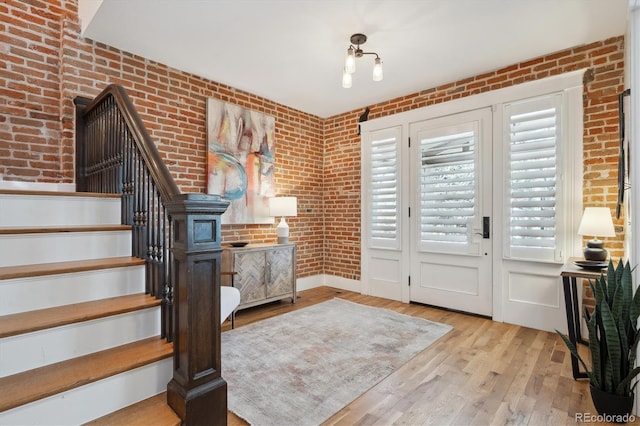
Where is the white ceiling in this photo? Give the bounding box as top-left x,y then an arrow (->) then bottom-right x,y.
80,0 -> 629,118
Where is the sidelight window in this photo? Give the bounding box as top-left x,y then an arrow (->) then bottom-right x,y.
505,94 -> 563,262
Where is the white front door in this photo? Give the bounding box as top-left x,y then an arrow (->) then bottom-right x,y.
409,108 -> 493,316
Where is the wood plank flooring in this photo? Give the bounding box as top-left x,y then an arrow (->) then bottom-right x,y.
225,286 -> 637,426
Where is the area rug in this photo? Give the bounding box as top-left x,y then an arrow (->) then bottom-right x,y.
221,298 -> 452,426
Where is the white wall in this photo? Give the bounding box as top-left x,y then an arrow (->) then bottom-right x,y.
629,0 -> 640,415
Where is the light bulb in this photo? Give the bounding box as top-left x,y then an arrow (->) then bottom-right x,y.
345,47 -> 356,74
342,68 -> 352,88
373,58 -> 383,82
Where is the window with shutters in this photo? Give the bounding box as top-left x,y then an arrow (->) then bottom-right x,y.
367,127 -> 401,250
417,121 -> 480,255
505,94 -> 563,262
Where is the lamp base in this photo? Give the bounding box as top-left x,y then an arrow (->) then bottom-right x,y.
584,239 -> 608,261
276,217 -> 289,244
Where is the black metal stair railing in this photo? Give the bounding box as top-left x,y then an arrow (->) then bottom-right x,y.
74,84 -> 180,342
75,84 -> 230,423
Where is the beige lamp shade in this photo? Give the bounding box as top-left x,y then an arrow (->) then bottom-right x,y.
577,207 -> 615,238
577,207 -> 615,261
268,197 -> 297,217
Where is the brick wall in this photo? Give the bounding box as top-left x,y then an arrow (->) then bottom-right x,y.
0,0 -> 625,285
1,0 -> 324,278
323,36 -> 625,283
0,0 -> 64,181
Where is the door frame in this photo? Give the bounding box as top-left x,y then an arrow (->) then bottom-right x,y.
408,107 -> 493,316
361,69 -> 586,326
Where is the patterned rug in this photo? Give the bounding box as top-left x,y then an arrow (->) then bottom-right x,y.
221,298 -> 452,426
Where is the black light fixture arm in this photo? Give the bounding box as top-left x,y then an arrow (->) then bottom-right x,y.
353,50 -> 380,59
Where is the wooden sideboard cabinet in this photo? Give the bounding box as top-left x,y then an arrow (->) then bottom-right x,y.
221,243 -> 296,310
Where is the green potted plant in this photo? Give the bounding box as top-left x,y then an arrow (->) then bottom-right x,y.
557,259 -> 640,420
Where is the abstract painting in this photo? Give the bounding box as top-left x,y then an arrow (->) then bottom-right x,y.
206,98 -> 276,224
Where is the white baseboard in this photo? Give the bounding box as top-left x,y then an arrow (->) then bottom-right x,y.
296,275 -> 323,291
296,274 -> 361,293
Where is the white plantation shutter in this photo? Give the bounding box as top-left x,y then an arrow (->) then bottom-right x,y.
505,94 -> 563,261
420,129 -> 475,245
368,127 -> 401,249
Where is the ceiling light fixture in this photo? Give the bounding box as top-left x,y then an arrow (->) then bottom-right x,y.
342,33 -> 383,88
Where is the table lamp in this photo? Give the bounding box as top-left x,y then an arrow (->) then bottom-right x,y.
577,207 -> 616,261
269,197 -> 297,244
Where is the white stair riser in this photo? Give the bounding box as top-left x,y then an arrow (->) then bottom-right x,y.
0,358 -> 173,425
0,182 -> 75,192
0,194 -> 121,227
0,232 -> 132,267
0,308 -> 161,378
0,266 -> 145,315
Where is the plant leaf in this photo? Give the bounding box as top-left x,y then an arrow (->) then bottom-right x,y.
585,309 -> 602,388
616,366 -> 640,396
621,261 -> 632,324
594,275 -> 606,310
556,330 -> 596,384
601,300 -> 622,389
606,260 -> 616,303
611,271 -> 624,322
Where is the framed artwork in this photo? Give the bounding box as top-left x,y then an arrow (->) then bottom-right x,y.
206,98 -> 276,224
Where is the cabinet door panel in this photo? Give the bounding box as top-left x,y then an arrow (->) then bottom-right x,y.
267,247 -> 294,298
235,251 -> 266,304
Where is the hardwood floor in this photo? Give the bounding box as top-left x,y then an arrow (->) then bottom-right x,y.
224,286 -> 634,426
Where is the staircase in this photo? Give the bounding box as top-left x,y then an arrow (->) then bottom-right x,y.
0,188 -> 179,425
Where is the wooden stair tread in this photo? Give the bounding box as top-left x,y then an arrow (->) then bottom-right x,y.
0,224 -> 131,235
84,392 -> 180,426
0,256 -> 145,280
0,293 -> 161,338
0,337 -> 173,413
0,189 -> 121,198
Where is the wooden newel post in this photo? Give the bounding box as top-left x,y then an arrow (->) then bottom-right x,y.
165,193 -> 229,425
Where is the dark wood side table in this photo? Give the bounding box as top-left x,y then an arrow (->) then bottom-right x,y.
560,257 -> 607,380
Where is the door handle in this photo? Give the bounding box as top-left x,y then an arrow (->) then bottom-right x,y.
482,216 -> 490,239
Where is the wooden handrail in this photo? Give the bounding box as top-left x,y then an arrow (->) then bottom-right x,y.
80,84 -> 180,202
